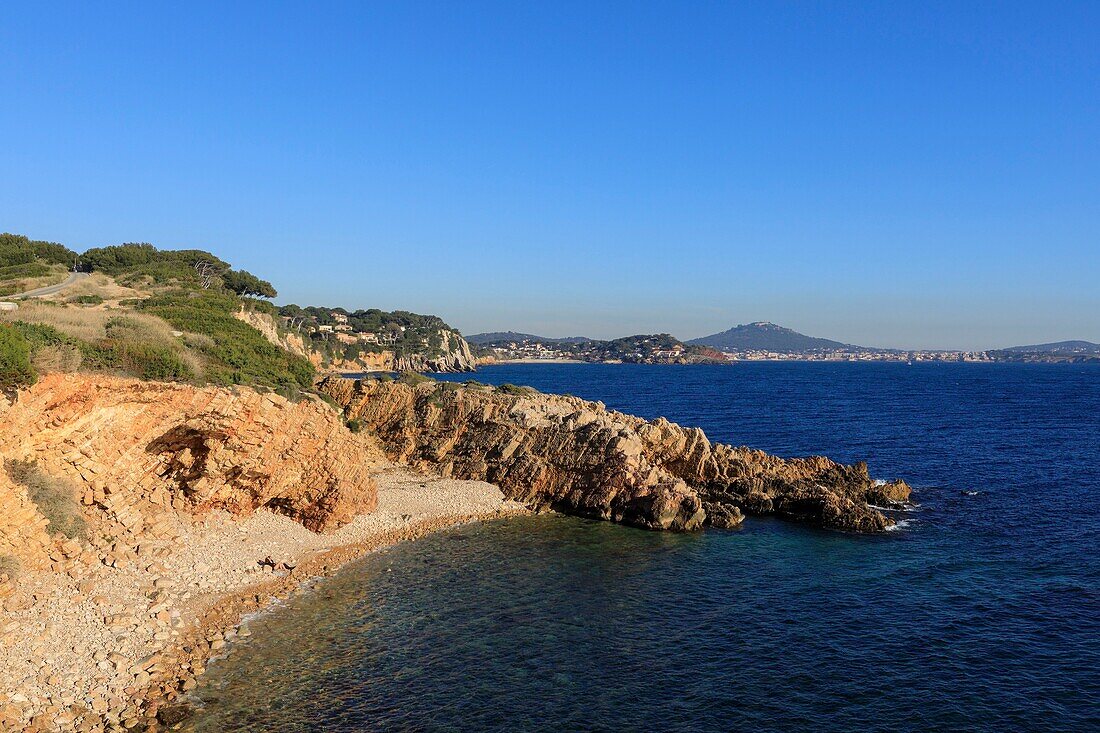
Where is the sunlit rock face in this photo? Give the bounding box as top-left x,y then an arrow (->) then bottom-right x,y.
320,377 -> 908,533
0,373 -> 384,569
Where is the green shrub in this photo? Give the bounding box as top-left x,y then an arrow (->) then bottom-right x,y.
9,321 -> 76,350
10,320 -> 193,382
69,294 -> 104,305
346,418 -> 362,433
241,297 -> 278,316
0,233 -> 76,268
497,383 -> 536,396
222,270 -> 277,298
112,342 -> 194,381
0,324 -> 36,391
5,459 -> 86,539
397,371 -> 433,386
141,290 -> 314,389
312,390 -> 341,412
0,261 -> 53,281
272,384 -> 298,401
79,243 -> 228,278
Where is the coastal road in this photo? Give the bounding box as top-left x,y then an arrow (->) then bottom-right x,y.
11,271 -> 89,299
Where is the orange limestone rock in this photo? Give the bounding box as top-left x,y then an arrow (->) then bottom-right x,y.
320,377 -> 911,533
0,373 -> 382,568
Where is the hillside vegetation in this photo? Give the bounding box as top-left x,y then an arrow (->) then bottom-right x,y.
0,234 -> 479,391
0,233 -> 77,297
279,304 -> 460,363
1,237 -> 313,395
275,301 -> 477,372
476,332 -> 724,364
80,242 -> 277,297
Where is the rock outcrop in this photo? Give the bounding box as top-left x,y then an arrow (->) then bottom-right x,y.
0,471 -> 52,570
390,330 -> 478,373
238,308 -> 477,373
320,377 -> 911,533
0,373 -> 383,570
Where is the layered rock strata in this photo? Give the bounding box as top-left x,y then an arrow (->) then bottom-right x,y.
0,373 -> 382,570
321,377 -> 911,533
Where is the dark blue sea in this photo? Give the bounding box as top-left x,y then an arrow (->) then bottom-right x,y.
185,363 -> 1100,732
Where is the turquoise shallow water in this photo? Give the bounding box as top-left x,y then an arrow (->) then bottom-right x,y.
185,363 -> 1100,731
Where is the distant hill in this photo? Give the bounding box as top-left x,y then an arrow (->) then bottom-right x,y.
1003,340 -> 1100,354
467,331 -> 592,346
687,322 -> 866,352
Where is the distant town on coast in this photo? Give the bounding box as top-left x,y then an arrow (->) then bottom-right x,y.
466,322 -> 1100,365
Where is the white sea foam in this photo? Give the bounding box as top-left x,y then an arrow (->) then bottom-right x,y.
885,519 -> 916,532
868,501 -> 921,512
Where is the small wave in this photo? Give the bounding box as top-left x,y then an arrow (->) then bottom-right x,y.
872,478 -> 887,487
868,501 -> 922,513
885,519 -> 917,532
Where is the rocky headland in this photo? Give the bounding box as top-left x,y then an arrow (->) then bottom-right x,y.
236,309 -> 478,374
320,377 -> 911,534
0,370 -> 909,731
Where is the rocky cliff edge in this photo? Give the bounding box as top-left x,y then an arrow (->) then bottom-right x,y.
236,309 -> 478,373
320,377 -> 911,533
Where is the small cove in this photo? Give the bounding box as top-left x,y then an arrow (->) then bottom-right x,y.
184,363 -> 1100,732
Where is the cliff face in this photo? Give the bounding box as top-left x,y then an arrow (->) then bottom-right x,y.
320,377 -> 911,533
235,308 -> 313,359
390,330 -> 478,373
0,374 -> 383,570
237,310 -> 477,373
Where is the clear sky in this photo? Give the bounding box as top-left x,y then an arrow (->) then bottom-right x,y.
3,2 -> 1098,350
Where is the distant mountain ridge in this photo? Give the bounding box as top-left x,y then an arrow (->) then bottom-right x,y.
471,323 -> 1099,358
687,322 -> 871,352
1002,340 -> 1100,354
467,331 -> 592,346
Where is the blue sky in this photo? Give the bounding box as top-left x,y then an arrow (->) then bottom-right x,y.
2,1 -> 1098,349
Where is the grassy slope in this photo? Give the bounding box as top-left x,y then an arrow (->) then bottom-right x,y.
1,240 -> 315,394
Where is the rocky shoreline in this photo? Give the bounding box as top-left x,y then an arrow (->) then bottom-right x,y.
320,376 -> 912,534
0,470 -> 526,731
0,371 -> 911,731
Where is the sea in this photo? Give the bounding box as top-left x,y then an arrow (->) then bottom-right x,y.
183,363 -> 1099,732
